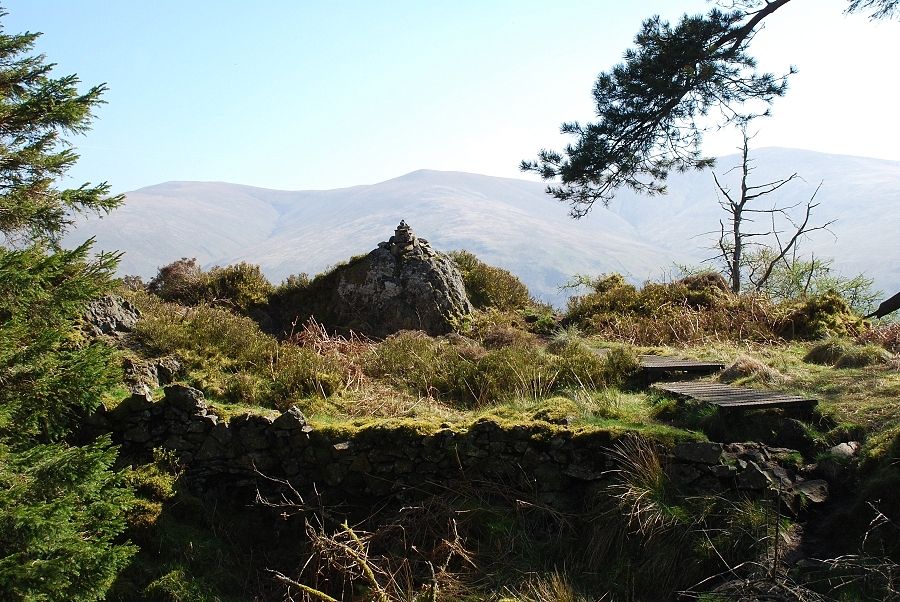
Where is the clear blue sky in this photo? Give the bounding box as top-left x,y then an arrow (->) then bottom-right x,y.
5,0 -> 899,193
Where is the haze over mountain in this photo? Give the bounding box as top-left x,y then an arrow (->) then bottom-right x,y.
66,148 -> 900,306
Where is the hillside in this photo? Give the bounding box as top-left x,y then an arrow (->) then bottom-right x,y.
65,148 -> 900,304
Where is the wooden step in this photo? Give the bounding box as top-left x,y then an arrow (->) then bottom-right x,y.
653,381 -> 817,412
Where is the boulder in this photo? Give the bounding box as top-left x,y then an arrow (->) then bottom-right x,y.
828,441 -> 860,459
673,441 -> 723,465
272,405 -> 312,433
163,384 -> 209,414
792,479 -> 829,504
83,294 -> 141,337
124,355 -> 184,395
736,460 -> 772,490
273,221 -> 472,338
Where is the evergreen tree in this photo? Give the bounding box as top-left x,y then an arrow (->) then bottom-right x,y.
523,0 -> 897,217
0,11 -> 122,244
0,8 -> 134,601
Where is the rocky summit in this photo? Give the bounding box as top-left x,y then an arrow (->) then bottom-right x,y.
271,221 -> 472,338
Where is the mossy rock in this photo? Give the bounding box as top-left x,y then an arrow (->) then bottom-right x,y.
532,397 -> 580,424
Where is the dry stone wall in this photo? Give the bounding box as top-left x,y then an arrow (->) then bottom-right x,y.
89,385 -> 830,513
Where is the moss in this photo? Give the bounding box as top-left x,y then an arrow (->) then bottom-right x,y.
208,401 -> 280,424
804,338 -> 853,365
834,344 -> 892,369
861,423 -> 900,464
776,291 -> 866,340
531,397 -> 580,424
351,417 -> 444,444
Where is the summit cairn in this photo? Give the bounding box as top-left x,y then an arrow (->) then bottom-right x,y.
389,220 -> 418,257
274,221 -> 472,338
348,220 -> 472,337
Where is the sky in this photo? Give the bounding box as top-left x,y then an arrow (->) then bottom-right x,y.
5,0 -> 899,194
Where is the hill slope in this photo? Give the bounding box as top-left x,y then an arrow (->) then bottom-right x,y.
66,148 -> 900,305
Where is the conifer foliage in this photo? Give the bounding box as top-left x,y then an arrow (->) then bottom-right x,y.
0,8 -> 134,601
523,0 -> 898,217
0,12 -> 122,243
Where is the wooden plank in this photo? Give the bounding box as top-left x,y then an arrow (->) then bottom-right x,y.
640,356 -> 725,368
653,381 -> 817,411
639,356 -> 725,372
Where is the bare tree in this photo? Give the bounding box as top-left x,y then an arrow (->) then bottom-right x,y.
712,125 -> 835,293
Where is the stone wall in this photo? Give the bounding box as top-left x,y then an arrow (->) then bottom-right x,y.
88,385 -> 828,513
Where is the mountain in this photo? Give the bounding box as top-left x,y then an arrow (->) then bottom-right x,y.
65,148 -> 900,306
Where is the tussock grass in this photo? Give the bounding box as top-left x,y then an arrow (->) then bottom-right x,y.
719,354 -> 783,385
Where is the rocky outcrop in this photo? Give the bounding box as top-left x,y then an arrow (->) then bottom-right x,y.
83,294 -> 141,337
668,441 -> 830,513
271,222 -> 472,338
123,355 -> 183,395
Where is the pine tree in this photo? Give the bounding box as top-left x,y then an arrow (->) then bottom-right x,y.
0,8 -> 134,601
523,0 -> 897,217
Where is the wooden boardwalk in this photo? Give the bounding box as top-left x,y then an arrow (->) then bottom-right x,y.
653,381 -> 818,412
639,355 -> 725,377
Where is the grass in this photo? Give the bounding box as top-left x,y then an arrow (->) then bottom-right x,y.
125,285 -> 900,462
107,274 -> 900,601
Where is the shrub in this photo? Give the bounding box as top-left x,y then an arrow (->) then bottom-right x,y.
363,330 -> 449,398
276,272 -> 311,294
546,325 -> 583,354
270,342 -> 346,404
206,262 -> 273,312
450,250 -> 532,311
567,277 -> 778,345
776,291 -> 866,340
131,295 -> 348,406
147,257 -> 206,305
857,322 -> 900,353
148,259 -> 273,314
480,324 -> 537,349
602,346 -> 641,386
366,332 -> 554,406
469,344 -> 556,403
522,304 -> 560,335
366,330 -> 630,407
551,340 -> 611,390
134,299 -> 273,367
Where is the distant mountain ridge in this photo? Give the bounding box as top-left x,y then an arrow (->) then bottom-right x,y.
65,148 -> 900,306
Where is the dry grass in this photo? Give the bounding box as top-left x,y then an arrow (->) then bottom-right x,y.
858,322 -> 900,353
502,571 -> 601,602
719,354 -> 784,385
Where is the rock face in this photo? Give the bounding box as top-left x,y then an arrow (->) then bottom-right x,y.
274,221 -> 472,338
83,294 -> 141,337
123,356 -> 183,395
